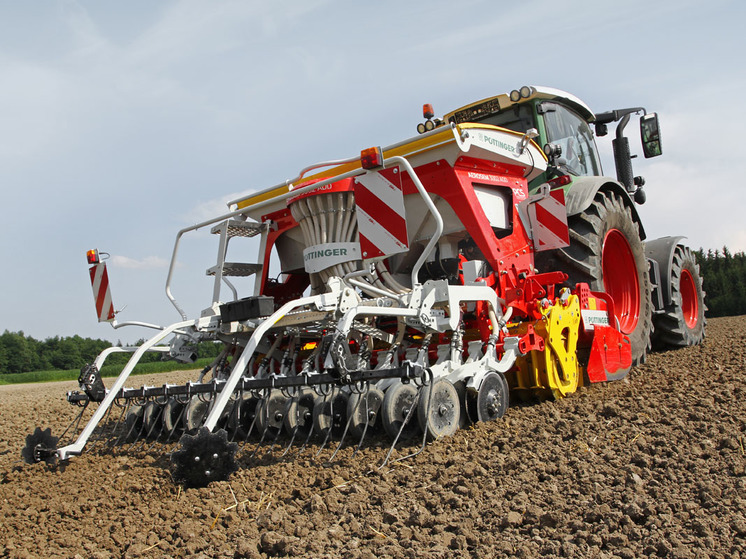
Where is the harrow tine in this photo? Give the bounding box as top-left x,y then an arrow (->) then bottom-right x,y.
352,384 -> 373,457
328,383 -> 368,463
58,402 -> 88,446
379,371 -> 432,470
87,403 -> 117,452
314,390 -> 335,458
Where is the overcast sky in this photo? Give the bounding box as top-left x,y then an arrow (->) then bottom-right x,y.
1,0 -> 743,344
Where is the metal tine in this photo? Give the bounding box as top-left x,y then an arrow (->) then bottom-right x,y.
353,383 -> 373,457
87,402 -> 118,452
328,382 -> 368,463
236,392 -> 263,451
57,402 -> 89,447
129,402 -> 158,453
104,400 -> 130,449
283,385 -> 320,460
248,390 -> 273,459
164,397 -> 189,442
112,399 -> 146,451
143,399 -> 173,453
314,388 -> 336,458
379,370 -> 433,470
279,387 -> 304,459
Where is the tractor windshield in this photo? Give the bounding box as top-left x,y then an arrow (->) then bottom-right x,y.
472,104 -> 536,135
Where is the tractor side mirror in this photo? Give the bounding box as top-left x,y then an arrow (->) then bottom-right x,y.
640,113 -> 662,158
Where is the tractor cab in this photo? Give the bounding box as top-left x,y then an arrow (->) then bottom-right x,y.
429,85 -> 662,201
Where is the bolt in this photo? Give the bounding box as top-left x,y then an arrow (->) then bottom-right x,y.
194,456 -> 201,463
212,453 -> 219,461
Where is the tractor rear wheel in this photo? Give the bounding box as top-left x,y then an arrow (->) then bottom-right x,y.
537,189 -> 653,367
652,245 -> 706,348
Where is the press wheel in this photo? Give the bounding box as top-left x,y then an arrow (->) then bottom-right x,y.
418,378 -> 460,440
466,372 -> 509,423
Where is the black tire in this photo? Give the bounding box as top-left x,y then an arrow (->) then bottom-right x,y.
652,245 -> 706,348
536,189 -> 653,367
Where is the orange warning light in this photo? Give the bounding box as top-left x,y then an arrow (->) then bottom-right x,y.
86,249 -> 100,265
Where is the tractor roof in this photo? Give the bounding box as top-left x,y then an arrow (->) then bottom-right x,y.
444,85 -> 596,124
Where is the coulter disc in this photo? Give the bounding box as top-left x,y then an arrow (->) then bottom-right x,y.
312,389 -> 350,439
347,386 -> 384,440
381,382 -> 420,440
284,388 -> 316,438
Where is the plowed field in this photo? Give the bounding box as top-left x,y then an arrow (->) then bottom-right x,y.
1,316 -> 744,558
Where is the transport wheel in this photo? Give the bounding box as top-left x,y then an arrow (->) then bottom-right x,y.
21,427 -> 58,465
418,378 -> 460,440
163,398 -> 186,438
312,389 -> 349,439
284,388 -> 316,438
142,401 -> 164,439
537,189 -> 653,367
653,245 -> 706,348
255,390 -> 288,439
124,404 -> 145,442
347,387 -> 385,440
381,382 -> 420,440
466,372 -> 509,423
171,427 -> 238,488
227,396 -> 260,440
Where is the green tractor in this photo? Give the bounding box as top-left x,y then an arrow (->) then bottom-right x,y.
427,85 -> 706,365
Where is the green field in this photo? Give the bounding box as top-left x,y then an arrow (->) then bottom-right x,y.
0,358 -> 212,385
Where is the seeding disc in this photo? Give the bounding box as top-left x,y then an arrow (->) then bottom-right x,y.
381,382 -> 420,440
312,389 -> 349,439
124,404 -> 145,442
227,396 -> 260,440
466,372 -> 509,423
255,390 -> 288,438
184,397 -> 210,434
142,401 -> 164,439
163,398 -> 186,438
347,386 -> 384,440
284,388 -> 316,438
418,378 -> 460,440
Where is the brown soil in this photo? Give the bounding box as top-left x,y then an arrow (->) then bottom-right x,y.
1,316 -> 744,559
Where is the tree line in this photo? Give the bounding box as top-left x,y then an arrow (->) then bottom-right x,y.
0,332 -> 221,375
694,246 -> 746,318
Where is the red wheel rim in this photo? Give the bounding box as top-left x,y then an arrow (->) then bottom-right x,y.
602,230 -> 640,334
679,268 -> 699,329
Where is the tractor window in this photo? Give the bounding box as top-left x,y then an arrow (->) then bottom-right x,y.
543,104 -> 601,177
474,104 -> 536,135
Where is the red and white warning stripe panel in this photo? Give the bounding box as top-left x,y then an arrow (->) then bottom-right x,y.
89,262 -> 115,322
354,169 -> 409,261
528,188 -> 570,252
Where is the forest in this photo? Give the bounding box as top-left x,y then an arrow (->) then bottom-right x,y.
694,247 -> 746,317
0,332 -> 220,375
0,248 -> 742,375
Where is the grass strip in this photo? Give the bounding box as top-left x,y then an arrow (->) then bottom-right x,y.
0,358 -> 213,385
